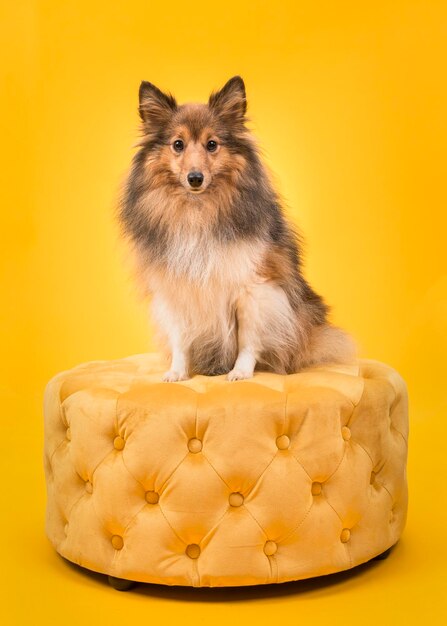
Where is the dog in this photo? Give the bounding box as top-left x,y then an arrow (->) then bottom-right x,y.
118,76 -> 355,381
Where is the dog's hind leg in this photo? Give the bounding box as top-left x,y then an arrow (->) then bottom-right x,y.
227,281 -> 296,381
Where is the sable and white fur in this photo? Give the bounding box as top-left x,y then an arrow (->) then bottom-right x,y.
119,76 -> 355,381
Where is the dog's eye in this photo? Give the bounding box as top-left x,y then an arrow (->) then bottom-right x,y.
173,140 -> 184,152
207,140 -> 218,152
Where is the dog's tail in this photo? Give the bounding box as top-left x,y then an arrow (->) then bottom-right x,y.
305,324 -> 357,367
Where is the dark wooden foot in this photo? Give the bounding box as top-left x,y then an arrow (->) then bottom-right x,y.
373,547 -> 393,561
108,575 -> 136,591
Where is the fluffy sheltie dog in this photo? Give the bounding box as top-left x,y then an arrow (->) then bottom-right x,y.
119,76 -> 355,381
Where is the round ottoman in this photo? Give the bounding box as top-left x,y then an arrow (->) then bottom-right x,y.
43,353 -> 408,588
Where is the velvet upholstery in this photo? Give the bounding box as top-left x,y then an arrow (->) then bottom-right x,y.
44,353 -> 408,587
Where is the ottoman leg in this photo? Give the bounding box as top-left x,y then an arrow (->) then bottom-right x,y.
108,575 -> 136,591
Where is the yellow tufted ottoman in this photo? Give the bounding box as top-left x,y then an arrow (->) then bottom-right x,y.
44,353 -> 408,589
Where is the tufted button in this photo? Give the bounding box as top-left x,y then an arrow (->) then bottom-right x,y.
276,435 -> 290,450
64,523 -> 69,536
340,528 -> 351,543
341,426 -> 351,441
111,535 -> 124,550
66,428 -> 71,441
185,543 -> 201,559
145,490 -> 159,504
113,436 -> 125,451
85,481 -> 93,494
311,482 -> 322,496
389,506 -> 396,523
188,438 -> 202,453
370,471 -> 376,484
229,492 -> 244,507
264,540 -> 277,556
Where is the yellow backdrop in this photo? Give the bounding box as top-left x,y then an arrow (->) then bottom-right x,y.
2,0 -> 446,623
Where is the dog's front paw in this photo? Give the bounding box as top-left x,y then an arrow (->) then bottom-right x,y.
162,370 -> 189,382
227,369 -> 253,382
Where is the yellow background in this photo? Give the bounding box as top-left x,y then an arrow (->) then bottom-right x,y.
1,0 -> 446,623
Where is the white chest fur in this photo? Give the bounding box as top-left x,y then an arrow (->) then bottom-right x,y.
147,238 -> 266,340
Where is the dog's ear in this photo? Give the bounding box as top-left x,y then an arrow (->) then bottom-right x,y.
138,81 -> 177,128
208,76 -> 247,126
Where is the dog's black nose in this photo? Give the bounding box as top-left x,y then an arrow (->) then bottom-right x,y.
187,171 -> 204,188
